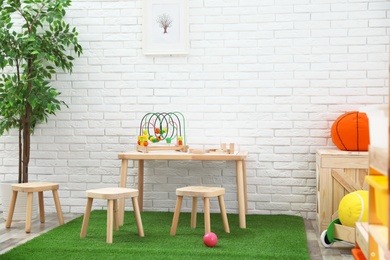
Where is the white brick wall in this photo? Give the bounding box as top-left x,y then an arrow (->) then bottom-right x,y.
0,0 -> 389,219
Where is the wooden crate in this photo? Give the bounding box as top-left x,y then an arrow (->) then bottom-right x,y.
316,149 -> 369,234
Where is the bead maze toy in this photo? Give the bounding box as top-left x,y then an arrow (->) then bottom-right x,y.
137,112 -> 188,153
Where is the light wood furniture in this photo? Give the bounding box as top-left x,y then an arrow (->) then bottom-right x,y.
170,186 -> 230,235
137,144 -> 189,153
80,187 -> 144,244
5,182 -> 64,233
117,151 -> 248,228
355,222 -> 370,259
353,146 -> 389,259
316,149 -> 368,234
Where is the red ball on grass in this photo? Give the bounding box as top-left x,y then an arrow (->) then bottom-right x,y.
203,232 -> 218,247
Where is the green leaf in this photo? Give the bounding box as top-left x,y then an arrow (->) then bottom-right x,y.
0,0 -> 82,177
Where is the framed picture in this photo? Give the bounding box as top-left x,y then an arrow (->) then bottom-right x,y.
143,0 -> 189,55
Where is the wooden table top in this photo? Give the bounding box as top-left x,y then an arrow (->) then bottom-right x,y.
118,150 -> 248,161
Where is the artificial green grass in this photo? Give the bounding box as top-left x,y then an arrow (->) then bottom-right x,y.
1,211 -> 309,260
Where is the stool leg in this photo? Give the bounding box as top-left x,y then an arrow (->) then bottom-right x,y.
52,189 -> 64,225
113,199 -> 119,231
5,190 -> 18,228
80,198 -> 93,238
191,197 -> 197,228
218,195 -> 230,233
38,191 -> 45,223
170,195 -> 183,235
107,199 -> 114,243
131,196 -> 144,237
204,197 -> 210,234
25,192 -> 34,233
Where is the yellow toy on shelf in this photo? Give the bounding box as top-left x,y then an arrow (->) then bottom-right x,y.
320,190 -> 368,248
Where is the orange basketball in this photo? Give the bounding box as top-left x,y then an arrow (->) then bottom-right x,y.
331,112 -> 370,151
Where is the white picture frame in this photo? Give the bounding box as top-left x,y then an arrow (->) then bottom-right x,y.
142,0 -> 189,55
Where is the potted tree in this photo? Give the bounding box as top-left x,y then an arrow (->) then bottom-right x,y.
0,0 -> 82,219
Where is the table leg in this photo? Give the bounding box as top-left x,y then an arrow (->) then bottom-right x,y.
138,160 -> 144,212
118,159 -> 128,226
236,160 -> 246,228
243,160 -> 248,214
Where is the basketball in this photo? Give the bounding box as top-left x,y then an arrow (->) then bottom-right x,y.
331,111 -> 370,151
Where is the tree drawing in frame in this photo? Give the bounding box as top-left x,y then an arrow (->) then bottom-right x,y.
156,13 -> 173,34
151,4 -> 180,44
143,0 -> 189,55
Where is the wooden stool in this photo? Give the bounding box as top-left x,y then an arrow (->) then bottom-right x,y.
6,182 -> 64,233
170,186 -> 230,235
80,187 -> 144,243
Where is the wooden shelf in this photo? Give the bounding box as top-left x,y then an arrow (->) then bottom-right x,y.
369,146 -> 388,176
357,145 -> 389,260
356,222 -> 369,260
369,224 -> 389,251
354,37 -> 390,260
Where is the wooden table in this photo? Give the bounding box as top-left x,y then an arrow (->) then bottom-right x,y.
117,151 -> 248,228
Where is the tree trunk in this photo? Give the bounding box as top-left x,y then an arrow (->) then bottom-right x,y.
22,109 -> 31,183
22,120 -> 30,183
21,60 -> 33,183
18,123 -> 22,183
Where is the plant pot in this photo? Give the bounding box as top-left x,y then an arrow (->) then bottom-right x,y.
0,181 -> 38,221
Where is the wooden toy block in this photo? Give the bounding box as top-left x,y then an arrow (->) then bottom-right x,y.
207,143 -> 235,154
188,149 -> 205,154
